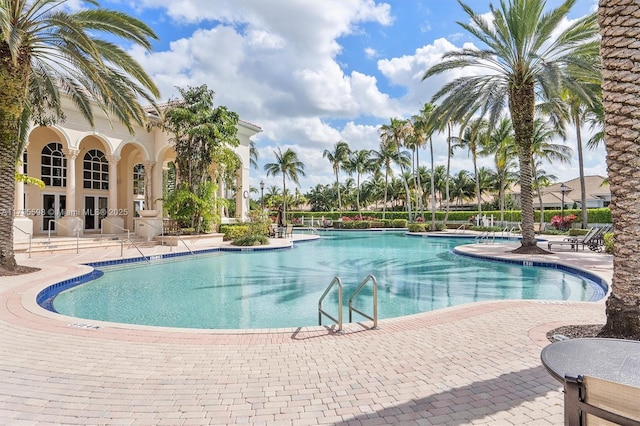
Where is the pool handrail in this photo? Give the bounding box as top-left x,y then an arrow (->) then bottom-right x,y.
318,276 -> 343,332
348,274 -> 378,329
13,224 -> 32,258
48,219 -> 80,253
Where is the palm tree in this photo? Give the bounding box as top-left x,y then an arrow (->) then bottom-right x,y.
249,141 -> 259,170
480,117 -> 517,224
0,0 -> 160,270
322,140 -> 350,213
380,118 -> 413,221
423,0 -> 599,253
344,149 -> 373,216
598,0 -> 640,337
370,139 -> 397,219
412,103 -> 439,228
559,82 -> 601,228
451,118 -> 488,215
264,147 -> 305,223
531,119 -> 572,228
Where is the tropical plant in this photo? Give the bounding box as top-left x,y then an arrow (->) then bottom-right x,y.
412,103 -> 439,227
423,0 -> 599,253
379,118 -> 413,220
344,149 -> 373,216
479,116 -> 517,224
0,0 -> 160,270
249,140 -> 259,170
451,118 -> 488,214
264,147 -> 305,223
322,140 -> 350,213
370,139 -> 397,219
597,0 -> 640,338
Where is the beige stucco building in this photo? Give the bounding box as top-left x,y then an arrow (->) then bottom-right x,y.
13,95 -> 261,240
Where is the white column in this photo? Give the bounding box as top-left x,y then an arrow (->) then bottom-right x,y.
62,148 -> 80,214
13,158 -> 33,242
102,154 -> 124,234
57,148 -> 82,236
106,155 -> 120,212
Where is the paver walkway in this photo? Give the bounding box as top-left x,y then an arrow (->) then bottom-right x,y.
0,234 -> 611,425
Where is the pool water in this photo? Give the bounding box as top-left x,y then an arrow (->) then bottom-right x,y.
53,231 -> 600,329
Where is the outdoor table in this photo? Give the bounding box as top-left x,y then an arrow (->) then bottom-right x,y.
541,338 -> 640,387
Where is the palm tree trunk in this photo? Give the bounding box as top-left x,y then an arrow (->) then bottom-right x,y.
415,148 -> 424,219
532,161 -> 545,231
397,148 -> 412,222
430,137 -> 436,230
509,81 -> 545,253
282,175 -> 287,224
383,170 -> 388,220
335,171 -> 342,213
473,153 -> 482,215
575,114 -> 588,228
598,0 -> 640,337
444,122 -> 452,225
0,45 -> 30,270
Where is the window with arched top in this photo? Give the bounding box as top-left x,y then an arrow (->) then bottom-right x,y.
83,149 -> 109,190
133,164 -> 145,196
41,142 -> 67,187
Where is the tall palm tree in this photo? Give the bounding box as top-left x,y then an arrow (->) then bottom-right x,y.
412,103 -> 439,228
0,0 -> 160,270
531,119 -> 572,228
423,0 -> 599,253
264,147 -> 305,223
380,118 -> 414,221
249,141 -> 259,170
598,0 -> 640,337
558,76 -> 602,228
370,139 -> 397,219
344,149 -> 373,216
322,140 -> 350,213
479,117 -> 517,224
451,118 -> 488,215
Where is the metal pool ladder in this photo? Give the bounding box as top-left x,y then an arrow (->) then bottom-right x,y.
318,274 -> 379,332
349,274 -> 378,329
318,276 -> 343,332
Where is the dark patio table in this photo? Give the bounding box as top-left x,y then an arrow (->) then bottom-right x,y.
541,337 -> 640,387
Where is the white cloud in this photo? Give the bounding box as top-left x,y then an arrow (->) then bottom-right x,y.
125,0 -> 602,191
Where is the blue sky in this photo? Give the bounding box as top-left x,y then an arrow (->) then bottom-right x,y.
99,0 -> 603,193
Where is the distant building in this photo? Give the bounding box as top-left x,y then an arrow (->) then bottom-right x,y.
510,175 -> 610,209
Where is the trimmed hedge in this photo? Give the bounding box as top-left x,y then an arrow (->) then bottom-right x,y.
408,223 -> 426,232
391,219 -> 408,228
220,224 -> 250,241
287,208 -> 612,224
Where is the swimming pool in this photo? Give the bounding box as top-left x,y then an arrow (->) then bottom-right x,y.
49,231 -> 604,329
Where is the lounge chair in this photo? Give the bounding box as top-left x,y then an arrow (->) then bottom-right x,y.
547,226 -> 609,252
284,224 -> 293,238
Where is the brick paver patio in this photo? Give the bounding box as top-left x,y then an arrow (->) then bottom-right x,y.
0,235 -> 611,425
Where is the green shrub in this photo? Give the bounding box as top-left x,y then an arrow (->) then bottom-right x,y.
370,221 -> 384,228
221,225 -> 249,241
232,234 -> 269,246
381,219 -> 393,228
392,219 -> 408,228
435,223 -> 446,231
604,232 -> 613,254
408,223 -> 426,232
